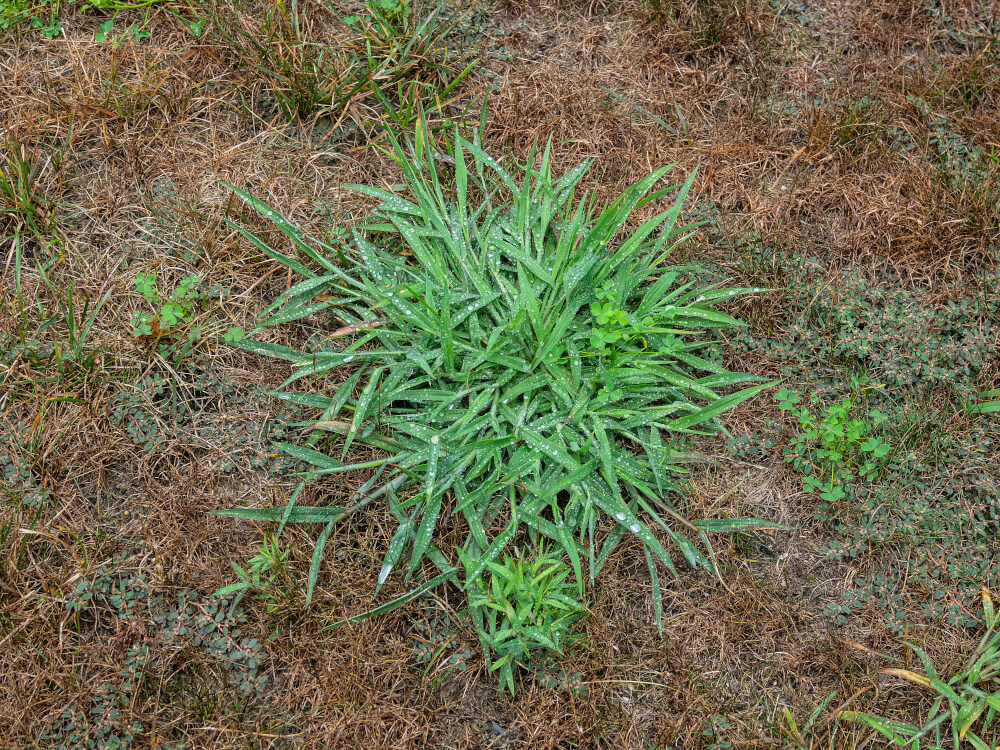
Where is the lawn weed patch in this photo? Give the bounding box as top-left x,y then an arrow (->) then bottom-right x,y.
221,126 -> 777,691
730,248 -> 1000,632
209,0 -> 477,131
42,555 -> 268,749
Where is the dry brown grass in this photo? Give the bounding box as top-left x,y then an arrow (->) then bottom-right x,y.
1,0 -> 997,746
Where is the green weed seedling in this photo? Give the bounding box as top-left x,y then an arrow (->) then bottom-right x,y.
701,715 -> 735,750
4,246 -> 112,390
840,589 -> 1000,749
130,272 -> 222,360
94,18 -> 150,46
588,282 -> 657,355
776,379 -> 890,506
464,550 -> 587,695
780,691 -> 839,749
215,534 -> 294,612
0,131 -> 64,252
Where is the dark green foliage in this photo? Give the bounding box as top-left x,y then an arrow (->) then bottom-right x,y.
45,558 -> 265,749
108,366 -> 301,475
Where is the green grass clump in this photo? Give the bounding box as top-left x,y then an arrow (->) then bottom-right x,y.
841,590 -> 1000,749
223,126 -> 775,691
0,131 -> 63,251
212,0 -> 476,128
469,550 -> 588,695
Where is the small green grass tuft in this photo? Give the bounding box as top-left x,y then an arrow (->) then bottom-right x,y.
210,0 -> 477,128
840,590 -> 1000,749
469,549 -> 588,695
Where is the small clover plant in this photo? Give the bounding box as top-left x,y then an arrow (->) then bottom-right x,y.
130,272 -> 205,338
776,379 -> 891,505
588,283 -> 657,355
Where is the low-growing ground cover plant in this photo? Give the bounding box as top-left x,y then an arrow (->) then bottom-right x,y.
130,271 -> 203,338
220,125 -> 776,691
731,248 -> 1000,633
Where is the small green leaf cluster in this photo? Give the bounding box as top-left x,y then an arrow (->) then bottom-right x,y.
841,590 -> 1000,749
0,0 -> 177,38
40,643 -> 150,750
409,604 -> 476,688
130,272 -> 206,337
701,714 -> 735,750
587,283 -> 658,354
1,419 -> 50,509
94,18 -> 150,46
775,381 -> 891,505
465,551 -> 587,695
365,0 -> 408,25
725,431 -> 776,460
901,96 -> 1000,230
222,126 -> 776,691
0,0 -> 56,35
215,534 -> 295,612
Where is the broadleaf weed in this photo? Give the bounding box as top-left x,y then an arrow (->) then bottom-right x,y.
776,378 -> 892,507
